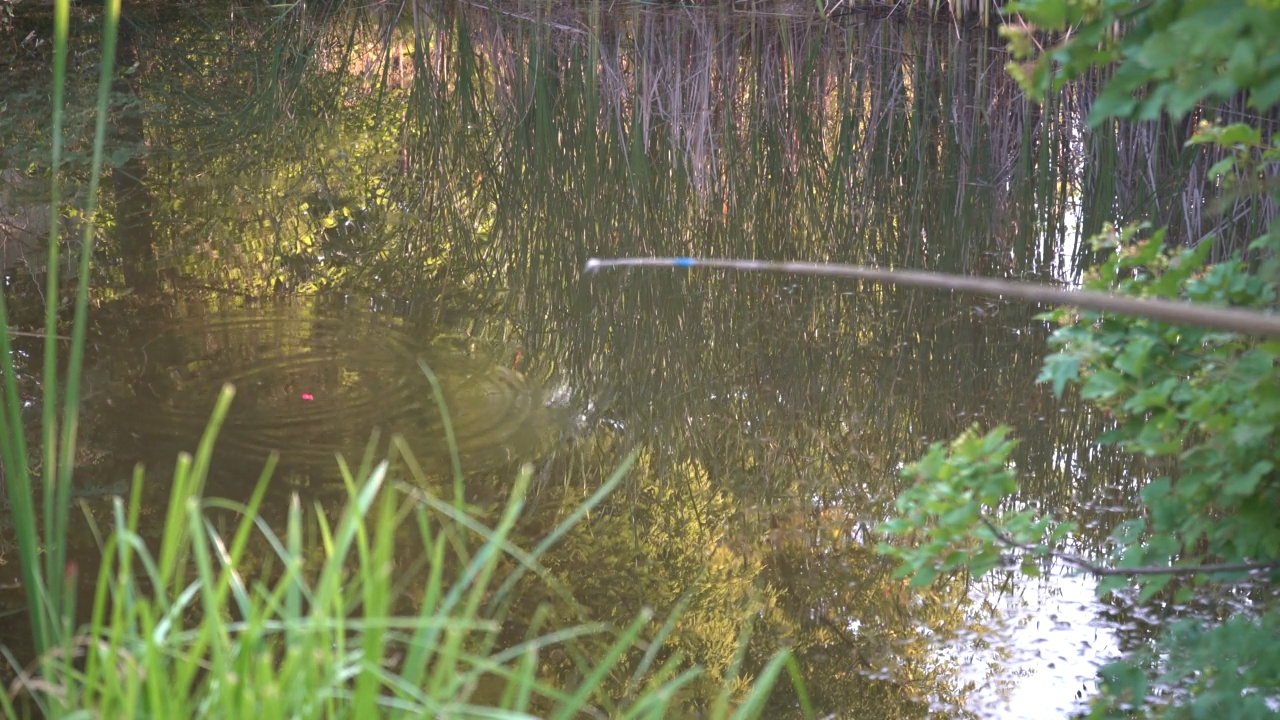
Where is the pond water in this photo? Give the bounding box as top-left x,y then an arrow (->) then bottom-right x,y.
0,3 -> 1262,717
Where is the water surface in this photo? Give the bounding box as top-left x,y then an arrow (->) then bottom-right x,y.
0,4 -> 1253,716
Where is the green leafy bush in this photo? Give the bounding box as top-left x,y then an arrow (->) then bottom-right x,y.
884,0 -> 1280,716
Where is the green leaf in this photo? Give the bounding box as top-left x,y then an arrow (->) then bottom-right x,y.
1087,90 -> 1139,125
1080,369 -> 1126,400
908,566 -> 938,588
1137,573 -> 1173,603
1098,660 -> 1150,705
1229,41 -> 1261,87
1037,352 -> 1081,397
1252,72 -> 1280,111
1124,378 -> 1177,413
1007,0 -> 1069,29
940,504 -> 978,528
1223,460 -> 1273,496
1113,334 -> 1157,376
1097,575 -> 1128,597
878,519 -> 910,535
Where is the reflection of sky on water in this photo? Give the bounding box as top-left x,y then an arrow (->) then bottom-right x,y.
1050,197 -> 1084,288
945,565 -> 1118,718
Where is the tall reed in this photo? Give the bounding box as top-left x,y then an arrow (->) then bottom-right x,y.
0,0 -> 120,658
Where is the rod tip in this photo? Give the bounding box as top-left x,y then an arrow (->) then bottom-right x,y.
584,258 -> 602,272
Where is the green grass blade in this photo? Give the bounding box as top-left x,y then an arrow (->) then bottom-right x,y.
38,0 -> 71,654
619,665 -> 705,720
158,384 -> 235,591
711,611 -> 759,720
781,654 -> 814,720
728,650 -> 793,720
416,359 -> 465,511
628,594 -> 691,686
549,610 -> 653,720
488,449 -> 635,613
201,454 -> 277,618
49,0 -> 121,635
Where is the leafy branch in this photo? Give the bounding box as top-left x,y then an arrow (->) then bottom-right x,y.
976,516 -> 1280,579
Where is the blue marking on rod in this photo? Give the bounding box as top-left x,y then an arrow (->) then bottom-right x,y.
674,257 -> 696,267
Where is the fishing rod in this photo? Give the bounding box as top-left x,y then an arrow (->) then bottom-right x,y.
585,256 -> 1280,338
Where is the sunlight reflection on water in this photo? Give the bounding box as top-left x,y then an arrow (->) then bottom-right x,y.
951,570 -> 1116,718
